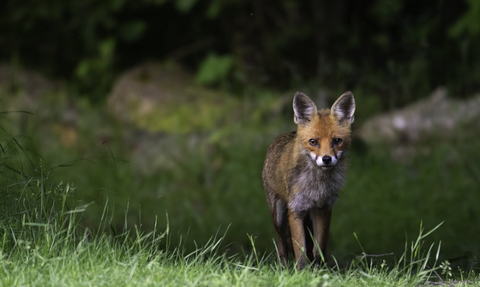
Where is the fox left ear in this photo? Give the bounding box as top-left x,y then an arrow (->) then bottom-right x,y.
293,91 -> 318,125
331,91 -> 355,123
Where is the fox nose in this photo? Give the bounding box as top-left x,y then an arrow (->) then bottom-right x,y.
322,156 -> 332,164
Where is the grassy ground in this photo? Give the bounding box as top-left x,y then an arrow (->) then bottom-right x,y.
0,161 -> 474,286
1,233 -> 469,287
0,167 -> 476,286
1,90 -> 480,285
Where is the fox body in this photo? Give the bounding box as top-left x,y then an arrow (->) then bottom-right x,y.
262,91 -> 355,269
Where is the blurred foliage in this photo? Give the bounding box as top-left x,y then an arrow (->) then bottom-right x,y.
195,53 -> 234,88
449,0 -> 480,37
1,0 -> 480,106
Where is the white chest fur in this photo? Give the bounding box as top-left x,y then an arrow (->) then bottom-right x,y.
288,161 -> 346,214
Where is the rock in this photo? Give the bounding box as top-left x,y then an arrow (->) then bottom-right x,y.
0,63 -> 61,100
0,64 -> 79,147
356,87 -> 480,145
107,62 -> 238,133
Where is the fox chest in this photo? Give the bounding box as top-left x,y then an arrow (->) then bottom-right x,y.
287,169 -> 344,214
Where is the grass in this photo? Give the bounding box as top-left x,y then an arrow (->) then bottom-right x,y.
1,90 -> 480,285
0,194 -> 477,287
0,171 -> 474,286
0,124 -> 479,286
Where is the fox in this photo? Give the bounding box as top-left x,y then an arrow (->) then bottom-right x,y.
262,91 -> 355,269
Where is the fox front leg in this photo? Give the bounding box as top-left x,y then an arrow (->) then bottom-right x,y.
310,208 -> 332,265
288,209 -> 307,270
272,200 -> 289,266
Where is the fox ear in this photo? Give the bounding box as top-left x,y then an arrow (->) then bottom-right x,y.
331,91 -> 355,123
293,91 -> 317,124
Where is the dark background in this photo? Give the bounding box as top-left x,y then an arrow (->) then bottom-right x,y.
2,0 -> 479,104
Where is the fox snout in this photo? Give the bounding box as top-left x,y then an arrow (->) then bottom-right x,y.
309,151 -> 343,169
322,155 -> 332,165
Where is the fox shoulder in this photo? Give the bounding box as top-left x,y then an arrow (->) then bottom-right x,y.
264,131 -> 297,163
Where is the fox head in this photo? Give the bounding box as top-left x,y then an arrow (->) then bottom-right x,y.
293,91 -> 355,170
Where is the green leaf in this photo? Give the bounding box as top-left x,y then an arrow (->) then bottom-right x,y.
206,0 -> 223,19
448,0 -> 480,37
175,0 -> 198,13
120,21 -> 146,42
195,53 -> 233,86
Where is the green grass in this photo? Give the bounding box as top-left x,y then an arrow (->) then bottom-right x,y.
0,180 -> 477,287
0,162 -> 475,286
0,131 -> 478,286
1,91 -> 480,285
0,241 -> 462,287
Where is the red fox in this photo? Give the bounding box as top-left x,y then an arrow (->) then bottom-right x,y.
262,91 -> 355,269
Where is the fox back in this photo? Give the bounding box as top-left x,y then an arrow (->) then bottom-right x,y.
262,91 -> 355,269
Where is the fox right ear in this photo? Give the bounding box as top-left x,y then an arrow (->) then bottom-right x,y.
331,91 -> 355,123
293,91 -> 317,125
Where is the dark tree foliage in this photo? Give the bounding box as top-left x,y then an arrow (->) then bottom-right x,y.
0,0 -> 479,107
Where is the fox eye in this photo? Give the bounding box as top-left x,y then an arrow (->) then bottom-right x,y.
333,138 -> 342,145
309,139 -> 318,146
